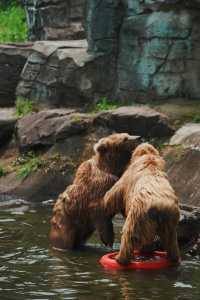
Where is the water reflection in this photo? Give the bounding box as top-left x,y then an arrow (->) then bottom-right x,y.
0,204 -> 199,300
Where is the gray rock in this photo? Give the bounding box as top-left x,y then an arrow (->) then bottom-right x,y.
165,147 -> 200,207
0,168 -> 74,203
0,44 -> 33,107
94,106 -> 174,138
16,40 -> 115,107
0,108 -> 17,146
0,130 -> 113,202
23,0 -> 85,41
178,204 -> 200,245
170,123 -> 200,150
17,109 -> 92,148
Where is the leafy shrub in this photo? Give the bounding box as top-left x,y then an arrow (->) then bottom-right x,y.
0,165 -> 5,177
0,4 -> 28,42
16,97 -> 35,117
15,153 -> 43,179
193,114 -> 200,123
95,97 -> 118,112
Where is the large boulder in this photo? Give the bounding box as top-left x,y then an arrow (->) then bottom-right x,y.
0,128 -> 113,201
165,147 -> 200,207
17,109 -> 92,149
94,105 -> 174,138
0,44 -> 32,107
16,40 -> 115,107
23,0 -> 85,41
0,108 -> 17,146
165,123 -> 200,207
170,123 -> 200,150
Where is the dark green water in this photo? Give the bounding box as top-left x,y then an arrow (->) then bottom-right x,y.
0,202 -> 199,300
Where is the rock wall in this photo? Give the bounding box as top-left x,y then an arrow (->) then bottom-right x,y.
16,0 -> 200,106
23,0 -> 85,41
86,0 -> 200,102
0,44 -> 33,107
17,41 -> 115,107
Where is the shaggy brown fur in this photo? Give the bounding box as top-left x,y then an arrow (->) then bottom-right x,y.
50,133 -> 140,250
103,143 -> 180,265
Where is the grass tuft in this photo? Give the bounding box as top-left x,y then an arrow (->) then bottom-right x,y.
95,97 -> 118,112
15,97 -> 35,118
13,152 -> 42,179
0,165 -> 5,177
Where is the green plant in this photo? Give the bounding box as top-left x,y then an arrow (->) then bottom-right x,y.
0,165 -> 5,177
12,152 -> 43,179
0,3 -> 28,42
193,114 -> 200,123
17,156 -> 43,179
15,97 -> 35,118
95,97 -> 118,112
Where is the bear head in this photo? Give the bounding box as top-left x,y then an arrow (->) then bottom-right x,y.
94,133 -> 141,176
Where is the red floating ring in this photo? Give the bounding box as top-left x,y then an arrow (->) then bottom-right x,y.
99,251 -> 176,270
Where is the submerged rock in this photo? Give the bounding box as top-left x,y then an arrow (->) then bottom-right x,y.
94,106 -> 174,138
179,204 -> 200,256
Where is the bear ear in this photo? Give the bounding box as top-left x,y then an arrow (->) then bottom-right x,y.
94,142 -> 107,154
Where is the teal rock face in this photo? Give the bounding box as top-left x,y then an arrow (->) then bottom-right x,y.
85,0 -> 200,101
85,0 -> 124,54
18,0 -> 200,105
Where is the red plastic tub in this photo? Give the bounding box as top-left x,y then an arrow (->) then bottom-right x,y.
99,251 -> 176,270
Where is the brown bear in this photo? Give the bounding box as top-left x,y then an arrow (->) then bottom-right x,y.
103,143 -> 180,265
50,133 -> 140,250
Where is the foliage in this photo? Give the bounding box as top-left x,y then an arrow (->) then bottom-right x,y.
16,97 -> 35,118
94,97 -> 118,112
17,157 -> 42,179
0,165 -> 5,177
13,152 -> 43,179
192,114 -> 200,123
0,0 -> 16,8
0,3 -> 28,42
12,152 -> 76,180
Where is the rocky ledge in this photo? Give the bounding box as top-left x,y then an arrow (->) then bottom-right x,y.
16,40 -> 115,108
0,104 -> 173,201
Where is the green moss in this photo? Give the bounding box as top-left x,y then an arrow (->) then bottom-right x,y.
15,97 -> 37,118
0,3 -> 28,42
